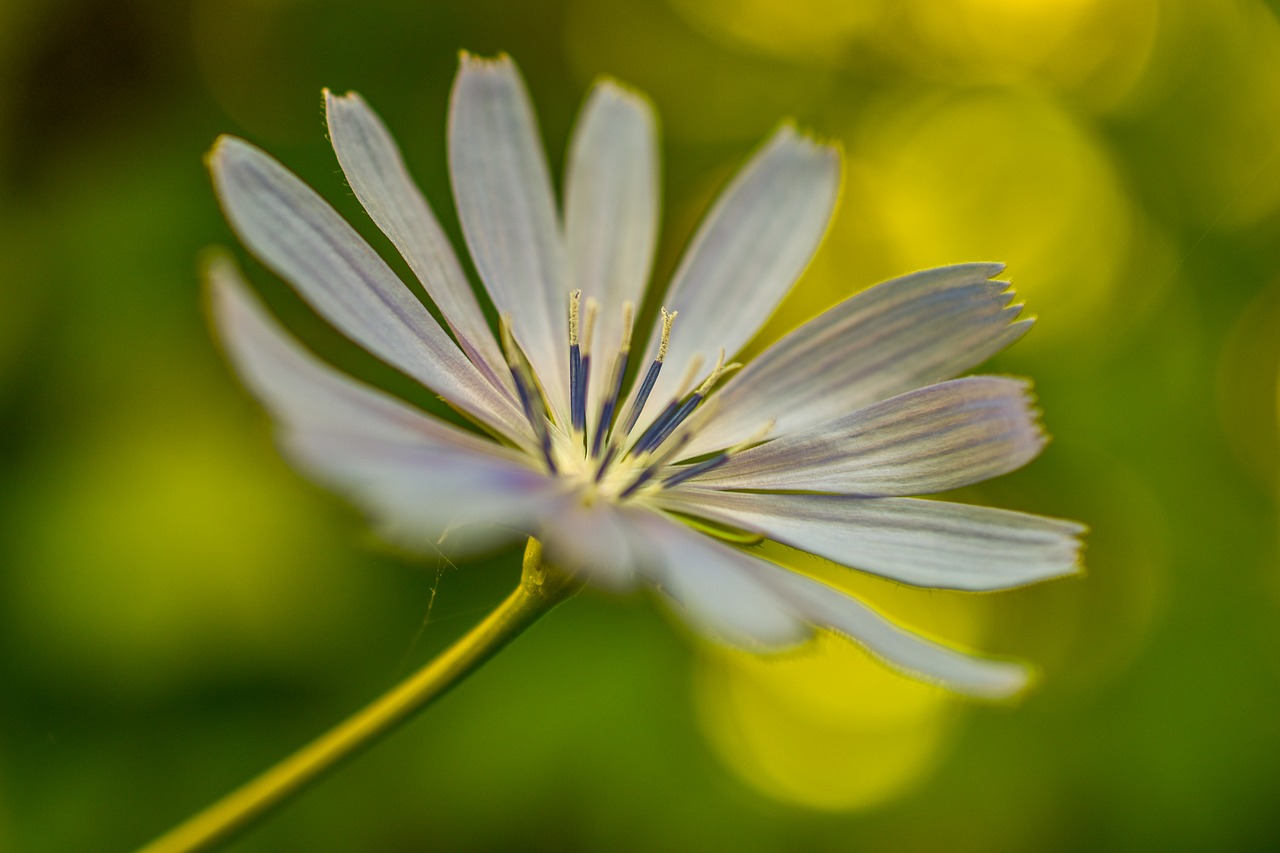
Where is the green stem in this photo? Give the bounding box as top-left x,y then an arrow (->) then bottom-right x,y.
139,539 -> 575,853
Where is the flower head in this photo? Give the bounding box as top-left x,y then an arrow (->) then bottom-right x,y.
206,53 -> 1083,700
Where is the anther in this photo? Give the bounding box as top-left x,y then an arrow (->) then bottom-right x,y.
582,299 -> 599,355
630,350 -> 740,458
617,308 -> 676,439
568,290 -> 586,434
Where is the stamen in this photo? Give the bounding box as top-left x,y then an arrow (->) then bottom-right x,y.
619,431 -> 693,499
617,308 -> 676,439
619,301 -> 635,352
661,419 -> 774,491
581,298 -> 599,355
594,443 -> 618,481
630,351 -> 741,458
659,453 -> 729,490
502,314 -> 557,474
591,301 -> 635,459
576,299 -> 599,441
658,306 -> 675,360
627,398 -> 681,457
568,290 -> 586,434
696,349 -> 740,397
568,289 -> 582,346
673,354 -> 705,400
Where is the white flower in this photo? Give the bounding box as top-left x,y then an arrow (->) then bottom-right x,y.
206,53 -> 1083,700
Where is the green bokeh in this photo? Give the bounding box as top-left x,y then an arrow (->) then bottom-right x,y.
3,0 -> 1280,850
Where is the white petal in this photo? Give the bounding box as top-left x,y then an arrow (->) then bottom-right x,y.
696,377 -> 1045,495
289,432 -> 558,557
656,490 -> 1084,591
324,90 -> 511,395
208,136 -> 527,441
207,255 -> 555,556
625,126 -> 840,435
538,499 -> 646,592
449,54 -> 570,422
746,564 -> 1032,699
682,263 -> 1031,457
642,510 -> 1030,697
632,512 -> 810,649
563,79 -> 660,441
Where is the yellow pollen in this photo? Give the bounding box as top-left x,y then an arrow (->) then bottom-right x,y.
619,301 -> 635,353
658,308 -> 677,361
694,348 -> 742,397
582,298 -> 600,355
568,289 -> 582,346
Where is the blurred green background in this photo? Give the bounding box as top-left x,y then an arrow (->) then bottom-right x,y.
2,0 -> 1279,850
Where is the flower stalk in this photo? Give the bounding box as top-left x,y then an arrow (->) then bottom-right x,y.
139,539 -> 575,853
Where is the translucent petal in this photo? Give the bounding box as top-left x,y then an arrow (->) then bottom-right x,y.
538,499 -> 647,592
748,564 -> 1032,699
208,136 -> 527,440
657,490 -> 1084,591
207,255 -> 554,556
696,377 -> 1045,495
449,53 -> 570,423
682,263 -> 1031,457
624,125 -> 840,436
632,512 -> 811,649
324,90 -> 511,395
563,79 -> 660,443
644,511 -> 1030,698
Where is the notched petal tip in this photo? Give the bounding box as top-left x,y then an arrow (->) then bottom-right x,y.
457,50 -> 514,72
322,87 -> 358,109
768,120 -> 843,163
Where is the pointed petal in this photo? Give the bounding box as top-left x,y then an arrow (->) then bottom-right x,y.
626,126 -> 840,435
695,376 -> 1045,495
563,79 -> 660,440
449,54 -> 570,421
208,136 -> 527,441
632,512 -> 810,649
656,490 -> 1085,591
682,263 -> 1032,456
324,90 -> 511,394
207,255 -> 554,555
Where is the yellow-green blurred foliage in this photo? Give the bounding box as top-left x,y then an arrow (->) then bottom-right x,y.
2,0 -> 1279,851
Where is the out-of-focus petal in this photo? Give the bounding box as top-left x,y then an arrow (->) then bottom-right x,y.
563,79 -> 660,443
682,263 -> 1031,457
695,377 -> 1045,495
641,511 -> 1030,698
657,489 -> 1084,591
207,136 -> 527,441
207,255 -> 556,556
538,498 -> 648,592
625,125 -> 840,436
745,562 -> 1032,699
324,90 -> 511,394
630,511 -> 811,649
449,53 -> 570,422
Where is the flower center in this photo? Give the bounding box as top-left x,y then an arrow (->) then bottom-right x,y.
498,291 -> 765,502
